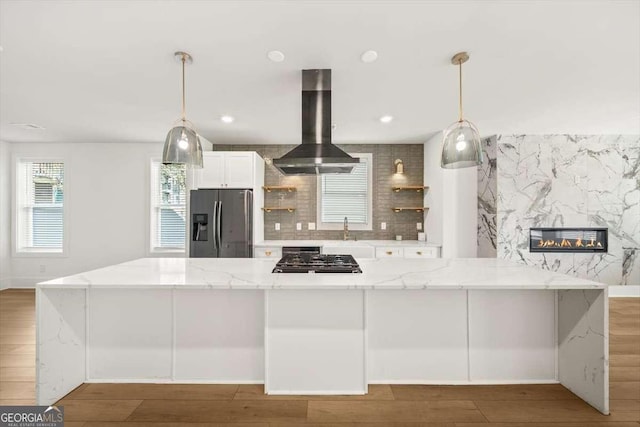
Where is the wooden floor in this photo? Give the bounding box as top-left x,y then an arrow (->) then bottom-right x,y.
1,289 -> 639,426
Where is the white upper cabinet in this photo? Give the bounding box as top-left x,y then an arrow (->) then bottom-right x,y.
224,152 -> 255,188
196,151 -> 257,189
198,152 -> 225,188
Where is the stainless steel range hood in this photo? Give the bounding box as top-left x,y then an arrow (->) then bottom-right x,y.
273,69 -> 359,175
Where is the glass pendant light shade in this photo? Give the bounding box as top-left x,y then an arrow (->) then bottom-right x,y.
441,119 -> 483,169
162,51 -> 203,168
163,124 -> 203,168
441,51 -> 483,169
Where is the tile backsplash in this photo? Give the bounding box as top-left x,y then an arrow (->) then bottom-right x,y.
212,144 -> 425,240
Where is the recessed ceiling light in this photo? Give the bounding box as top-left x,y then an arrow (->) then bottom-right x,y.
267,50 -> 285,62
220,115 -> 235,123
361,50 -> 378,63
379,115 -> 393,124
10,122 -> 45,130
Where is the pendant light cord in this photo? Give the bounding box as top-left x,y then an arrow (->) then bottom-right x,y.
181,55 -> 186,122
458,61 -> 463,122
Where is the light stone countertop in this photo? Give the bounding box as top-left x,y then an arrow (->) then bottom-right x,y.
255,240 -> 442,247
38,257 -> 605,290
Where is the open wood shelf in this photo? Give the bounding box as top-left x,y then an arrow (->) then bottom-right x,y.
392,207 -> 430,213
262,186 -> 297,192
262,207 -> 296,213
393,185 -> 429,192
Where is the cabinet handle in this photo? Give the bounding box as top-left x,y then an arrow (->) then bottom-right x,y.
386,251 -> 392,255
265,251 -> 272,256
416,251 -> 422,255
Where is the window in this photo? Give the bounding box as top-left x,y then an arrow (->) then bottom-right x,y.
150,161 -> 187,252
317,153 -> 372,230
15,161 -> 65,254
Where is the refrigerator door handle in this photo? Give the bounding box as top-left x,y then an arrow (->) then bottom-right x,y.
244,190 -> 252,256
216,200 -> 222,250
212,201 -> 219,251
244,191 -> 249,250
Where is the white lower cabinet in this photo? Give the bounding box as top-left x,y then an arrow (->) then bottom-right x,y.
375,247 -> 403,258
322,246 -> 375,258
403,247 -> 439,258
254,247 -> 282,259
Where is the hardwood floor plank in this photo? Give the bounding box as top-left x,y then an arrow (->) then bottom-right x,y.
56,399 -> 143,422
128,400 -> 308,423
0,366 -> 35,381
610,382 -> 640,400
0,344 -> 36,355
0,335 -> 35,345
612,355 -> 640,367
83,423 -> 269,427
0,354 -> 35,367
610,399 -> 640,411
271,423 -> 456,427
611,367 -> 640,381
0,328 -> 36,336
0,321 -> 35,329
307,401 -> 486,423
234,384 -> 394,401
0,398 -> 36,405
0,380 -> 35,399
64,383 -> 239,400
455,423 -> 640,427
611,342 -> 640,355
391,384 -> 578,401
474,399 -> 638,422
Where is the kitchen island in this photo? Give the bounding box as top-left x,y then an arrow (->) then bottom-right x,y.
37,257 -> 608,414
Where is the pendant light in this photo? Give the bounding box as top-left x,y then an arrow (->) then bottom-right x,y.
162,51 -> 203,168
441,52 -> 482,169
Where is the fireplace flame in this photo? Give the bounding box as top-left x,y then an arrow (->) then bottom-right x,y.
536,237 -> 602,249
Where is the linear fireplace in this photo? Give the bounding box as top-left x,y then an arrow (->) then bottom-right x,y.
529,228 -> 608,253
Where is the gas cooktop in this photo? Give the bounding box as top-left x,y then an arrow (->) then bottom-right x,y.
272,253 -> 362,273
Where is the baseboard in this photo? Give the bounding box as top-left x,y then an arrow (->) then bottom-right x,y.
86,379 -> 264,384
0,276 -> 52,289
266,390 -> 366,395
368,379 -> 559,385
609,285 -> 640,297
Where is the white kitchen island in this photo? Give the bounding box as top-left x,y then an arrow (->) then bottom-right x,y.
37,257 -> 608,414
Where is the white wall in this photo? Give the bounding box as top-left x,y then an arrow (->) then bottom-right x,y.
0,141 -> 11,289
7,142 -> 171,288
424,133 -> 443,246
424,133 -> 478,258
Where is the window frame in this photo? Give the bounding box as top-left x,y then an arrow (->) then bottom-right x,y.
12,156 -> 69,257
316,152 -> 373,231
148,158 -> 188,255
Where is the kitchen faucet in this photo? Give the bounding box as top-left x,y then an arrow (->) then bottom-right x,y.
343,216 -> 349,241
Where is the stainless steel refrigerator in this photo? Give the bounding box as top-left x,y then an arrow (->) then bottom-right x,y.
189,189 -> 253,258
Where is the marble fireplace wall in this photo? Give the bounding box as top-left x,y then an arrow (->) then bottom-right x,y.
478,136 -> 497,257
496,135 -> 640,287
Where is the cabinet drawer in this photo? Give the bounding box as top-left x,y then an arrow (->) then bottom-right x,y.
255,247 -> 282,258
375,247 -> 404,258
403,247 -> 439,258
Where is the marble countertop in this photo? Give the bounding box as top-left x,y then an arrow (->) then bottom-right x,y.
255,240 -> 442,248
38,257 -> 605,290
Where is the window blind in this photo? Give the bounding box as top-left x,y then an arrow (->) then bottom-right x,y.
320,157 -> 369,223
151,163 -> 186,250
17,162 -> 64,252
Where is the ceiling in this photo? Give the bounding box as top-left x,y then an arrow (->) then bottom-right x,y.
1,0 -> 639,145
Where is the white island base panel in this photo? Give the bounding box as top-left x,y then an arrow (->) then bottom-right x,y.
37,287 -> 608,414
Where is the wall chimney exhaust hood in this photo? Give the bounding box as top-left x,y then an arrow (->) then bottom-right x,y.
273,69 -> 359,175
